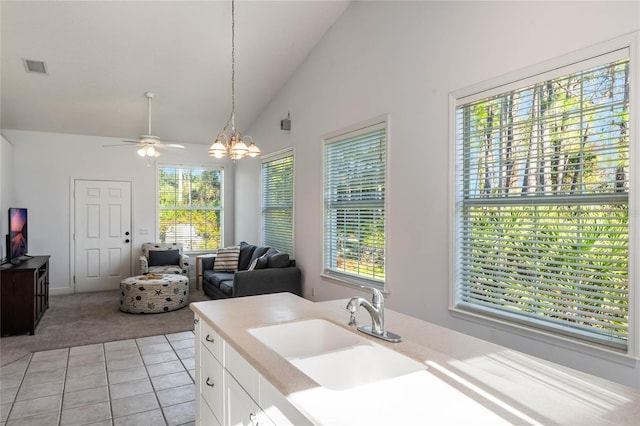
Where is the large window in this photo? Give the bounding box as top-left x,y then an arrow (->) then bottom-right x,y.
261,150 -> 294,255
453,48 -> 630,350
158,165 -> 223,251
323,120 -> 387,289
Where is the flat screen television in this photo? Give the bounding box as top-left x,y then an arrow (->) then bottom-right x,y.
7,207 -> 28,264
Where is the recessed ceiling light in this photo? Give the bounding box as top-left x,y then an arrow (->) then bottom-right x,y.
23,59 -> 47,75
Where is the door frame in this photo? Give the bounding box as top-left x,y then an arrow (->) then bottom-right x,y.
69,176 -> 135,293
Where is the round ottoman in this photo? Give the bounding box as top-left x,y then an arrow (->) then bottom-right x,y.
120,274 -> 189,314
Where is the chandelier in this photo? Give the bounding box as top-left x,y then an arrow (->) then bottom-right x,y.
209,0 -> 260,161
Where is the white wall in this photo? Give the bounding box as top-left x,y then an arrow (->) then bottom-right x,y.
1,135 -> 14,260
238,1 -> 640,387
1,129 -> 235,293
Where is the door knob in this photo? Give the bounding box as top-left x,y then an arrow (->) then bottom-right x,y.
125,239 -> 130,243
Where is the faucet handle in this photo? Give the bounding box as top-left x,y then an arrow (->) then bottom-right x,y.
371,288 -> 383,307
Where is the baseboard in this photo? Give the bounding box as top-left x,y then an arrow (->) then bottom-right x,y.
50,286 -> 73,296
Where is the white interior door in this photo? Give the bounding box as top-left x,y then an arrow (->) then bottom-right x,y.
74,179 -> 132,292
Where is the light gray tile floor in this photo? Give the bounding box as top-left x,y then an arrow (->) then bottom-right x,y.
0,331 -> 196,426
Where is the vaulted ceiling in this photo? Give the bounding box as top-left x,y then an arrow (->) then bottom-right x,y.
1,1 -> 349,145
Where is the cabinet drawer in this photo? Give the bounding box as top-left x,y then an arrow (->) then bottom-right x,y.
201,346 -> 224,420
201,320 -> 223,362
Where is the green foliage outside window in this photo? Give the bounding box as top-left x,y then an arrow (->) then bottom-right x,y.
456,56 -> 630,347
159,166 -> 223,251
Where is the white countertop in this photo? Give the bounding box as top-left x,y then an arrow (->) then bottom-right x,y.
190,293 -> 640,425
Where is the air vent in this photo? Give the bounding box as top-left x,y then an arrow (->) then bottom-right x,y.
23,59 -> 47,75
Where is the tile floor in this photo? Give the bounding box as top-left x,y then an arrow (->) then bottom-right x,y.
0,331 -> 196,426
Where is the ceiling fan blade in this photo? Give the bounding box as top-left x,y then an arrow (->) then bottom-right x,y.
103,143 -> 140,148
158,143 -> 185,149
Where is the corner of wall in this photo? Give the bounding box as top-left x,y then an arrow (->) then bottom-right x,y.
0,134 -> 15,260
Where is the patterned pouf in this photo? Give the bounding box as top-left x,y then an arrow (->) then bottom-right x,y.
120,274 -> 189,314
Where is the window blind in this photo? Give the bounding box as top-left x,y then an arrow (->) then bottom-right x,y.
454,52 -> 630,349
324,122 -> 386,287
158,166 -> 223,251
261,152 -> 294,255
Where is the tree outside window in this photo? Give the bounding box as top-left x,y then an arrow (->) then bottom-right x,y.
454,50 -> 630,349
159,166 -> 223,251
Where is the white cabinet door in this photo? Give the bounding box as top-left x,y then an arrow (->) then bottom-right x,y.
195,315 -> 202,425
201,395 -> 222,426
259,375 -> 312,426
225,371 -> 273,426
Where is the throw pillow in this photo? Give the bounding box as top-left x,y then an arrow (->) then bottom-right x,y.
148,249 -> 180,266
214,245 -> 241,272
237,241 -> 257,270
267,252 -> 290,268
247,257 -> 259,271
255,254 -> 270,270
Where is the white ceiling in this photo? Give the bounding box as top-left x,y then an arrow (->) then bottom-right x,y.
1,1 -> 349,145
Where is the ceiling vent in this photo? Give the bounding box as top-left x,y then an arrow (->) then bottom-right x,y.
23,59 -> 47,75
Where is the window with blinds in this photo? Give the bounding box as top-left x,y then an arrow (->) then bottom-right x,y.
454,49 -> 630,350
323,121 -> 386,289
261,150 -> 294,255
158,165 -> 223,251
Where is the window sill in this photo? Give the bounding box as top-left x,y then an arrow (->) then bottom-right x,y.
449,307 -> 638,368
321,272 -> 386,293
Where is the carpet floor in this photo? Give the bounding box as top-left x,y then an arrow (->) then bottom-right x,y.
0,288 -> 210,367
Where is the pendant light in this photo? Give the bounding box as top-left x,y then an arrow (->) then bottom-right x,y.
208,0 -> 260,161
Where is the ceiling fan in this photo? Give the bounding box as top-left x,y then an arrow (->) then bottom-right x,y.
104,91 -> 185,159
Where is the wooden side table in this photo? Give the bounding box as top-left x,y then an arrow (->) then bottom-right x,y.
195,254 -> 217,290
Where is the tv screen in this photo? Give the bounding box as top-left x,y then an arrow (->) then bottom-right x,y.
8,208 -> 28,261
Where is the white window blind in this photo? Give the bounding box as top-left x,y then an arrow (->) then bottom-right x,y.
158,165 -> 223,251
454,51 -> 630,349
261,151 -> 294,255
324,121 -> 386,288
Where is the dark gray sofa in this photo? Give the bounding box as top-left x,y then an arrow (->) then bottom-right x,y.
202,241 -> 301,299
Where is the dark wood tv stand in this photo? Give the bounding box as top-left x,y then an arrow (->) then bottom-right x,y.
1,256 -> 50,336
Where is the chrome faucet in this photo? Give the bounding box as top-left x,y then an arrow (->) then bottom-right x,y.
346,288 -> 402,343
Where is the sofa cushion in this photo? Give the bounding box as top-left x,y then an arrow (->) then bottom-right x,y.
219,280 -> 234,296
214,245 -> 240,272
210,272 -> 234,288
237,241 -> 257,271
248,246 -> 270,265
267,252 -> 290,268
148,249 -> 180,266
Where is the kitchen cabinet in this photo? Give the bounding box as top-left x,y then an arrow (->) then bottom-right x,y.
195,314 -> 307,426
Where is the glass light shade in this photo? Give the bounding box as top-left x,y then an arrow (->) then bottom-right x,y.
230,139 -> 248,158
137,145 -> 159,157
208,139 -> 228,158
247,141 -> 261,157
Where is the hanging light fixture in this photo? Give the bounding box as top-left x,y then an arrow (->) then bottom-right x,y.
209,0 -> 260,161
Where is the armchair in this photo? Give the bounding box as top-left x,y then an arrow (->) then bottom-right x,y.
139,242 -> 190,276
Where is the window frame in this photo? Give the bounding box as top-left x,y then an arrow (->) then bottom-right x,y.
156,162 -> 224,254
260,147 -> 295,256
322,115 -> 389,291
449,33 -> 639,357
